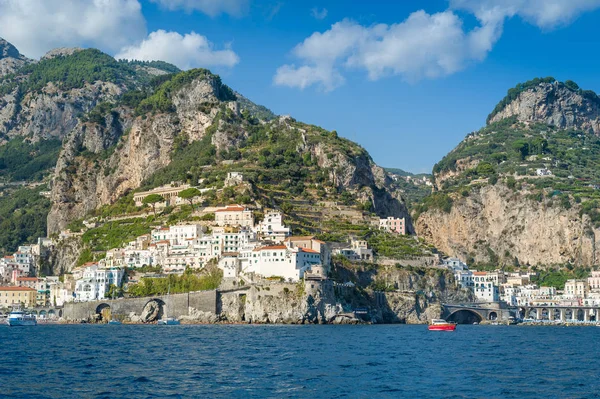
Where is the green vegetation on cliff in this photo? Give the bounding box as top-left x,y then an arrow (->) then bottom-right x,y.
0,138 -> 62,181
135,68 -> 236,115
81,217 -> 154,252
0,186 -> 50,253
127,267 -> 223,296
1,49 -> 180,93
432,117 -> 600,222
532,267 -> 591,290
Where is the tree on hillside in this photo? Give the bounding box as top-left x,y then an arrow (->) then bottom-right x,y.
178,187 -> 201,210
143,194 -> 164,217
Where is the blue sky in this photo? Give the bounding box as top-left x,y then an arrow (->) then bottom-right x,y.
2,0 -> 600,173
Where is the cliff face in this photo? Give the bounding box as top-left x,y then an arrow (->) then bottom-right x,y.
416,184 -> 599,266
219,267 -> 471,324
0,38 -> 30,77
1,81 -> 123,141
488,81 -> 600,134
47,73 -> 410,234
417,79 -> 600,266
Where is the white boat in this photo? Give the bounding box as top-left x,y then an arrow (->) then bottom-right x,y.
157,317 -> 180,326
157,286 -> 180,326
7,311 -> 37,326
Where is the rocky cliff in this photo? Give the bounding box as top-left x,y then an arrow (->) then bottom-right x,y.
218,266 -> 471,324
488,79 -> 600,134
0,38 -> 30,77
45,67 -> 409,235
416,183 -> 599,266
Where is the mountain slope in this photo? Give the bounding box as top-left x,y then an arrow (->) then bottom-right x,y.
47,66 -> 410,235
415,78 -> 600,267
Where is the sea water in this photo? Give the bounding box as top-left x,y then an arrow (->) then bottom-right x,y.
1,324 -> 599,398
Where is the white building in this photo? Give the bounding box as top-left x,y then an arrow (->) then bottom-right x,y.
588,271 -> 600,292
564,279 -> 588,298
124,250 -> 155,269
536,168 -> 552,176
454,269 -> 474,289
333,239 -> 373,262
224,172 -> 244,187
444,258 -> 468,271
254,211 -> 290,243
218,255 -> 241,278
244,245 -> 322,281
473,272 -> 499,302
74,264 -> 125,301
151,224 -> 205,246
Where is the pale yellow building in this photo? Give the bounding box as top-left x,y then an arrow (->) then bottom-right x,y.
0,286 -> 37,307
214,205 -> 253,227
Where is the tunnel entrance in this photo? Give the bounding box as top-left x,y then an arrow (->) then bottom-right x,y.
95,303 -> 111,322
447,310 -> 483,324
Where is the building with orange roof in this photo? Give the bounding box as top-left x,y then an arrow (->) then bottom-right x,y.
284,236 -> 330,268
16,276 -> 40,289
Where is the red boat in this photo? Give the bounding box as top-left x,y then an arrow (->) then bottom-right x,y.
428,319 -> 457,331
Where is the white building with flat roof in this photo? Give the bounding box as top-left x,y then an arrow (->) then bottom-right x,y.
243,245 -> 322,281
74,264 -> 125,301
254,211 -> 290,243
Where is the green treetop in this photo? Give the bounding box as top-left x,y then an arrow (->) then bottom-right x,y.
178,187 -> 202,210
142,194 -> 164,217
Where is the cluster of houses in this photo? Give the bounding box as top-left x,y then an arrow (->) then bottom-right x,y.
0,170 -> 410,308
389,174 -> 434,187
66,205 -> 332,302
445,258 -> 600,307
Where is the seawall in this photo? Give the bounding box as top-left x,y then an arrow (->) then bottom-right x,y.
63,290 -> 217,321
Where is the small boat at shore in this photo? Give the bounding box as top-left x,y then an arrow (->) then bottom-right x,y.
157,285 -> 180,326
7,310 -> 37,327
428,319 -> 456,331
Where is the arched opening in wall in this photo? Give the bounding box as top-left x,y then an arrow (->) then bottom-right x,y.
590,310 -> 597,322
565,309 -> 574,321
58,309 -> 63,318
527,308 -> 538,319
95,303 -> 111,322
48,309 -> 56,319
553,308 -> 561,321
577,309 -> 585,321
541,308 -> 549,321
488,312 -> 498,321
39,310 -> 47,319
447,310 -> 482,324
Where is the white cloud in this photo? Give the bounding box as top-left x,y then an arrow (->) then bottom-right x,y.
149,0 -> 249,17
311,7 -> 328,20
451,0 -> 600,29
275,0 -> 600,91
0,0 -> 147,58
115,30 -> 239,70
274,12 -> 500,90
